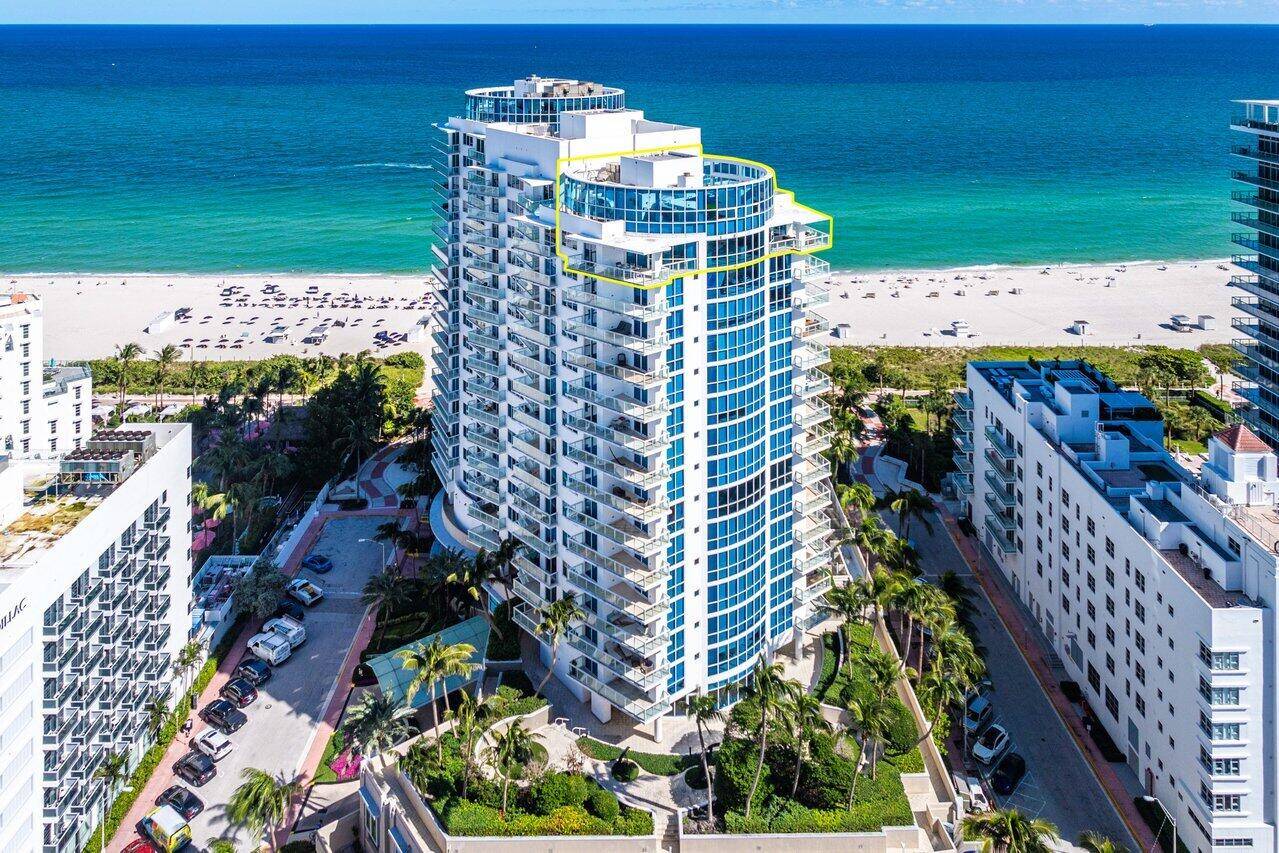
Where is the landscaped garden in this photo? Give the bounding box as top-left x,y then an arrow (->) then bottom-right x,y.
398,685 -> 654,837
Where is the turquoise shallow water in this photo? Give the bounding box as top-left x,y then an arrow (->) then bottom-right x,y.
2,24 -> 1279,273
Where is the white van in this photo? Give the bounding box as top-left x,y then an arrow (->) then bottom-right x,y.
263,615 -> 306,649
247,632 -> 292,665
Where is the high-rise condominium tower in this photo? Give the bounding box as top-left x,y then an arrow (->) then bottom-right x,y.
428,77 -> 834,733
1232,100 -> 1279,444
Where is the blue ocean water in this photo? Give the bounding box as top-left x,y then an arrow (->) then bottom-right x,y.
2,24 -> 1278,273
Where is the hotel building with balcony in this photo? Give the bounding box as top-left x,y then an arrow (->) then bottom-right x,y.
0,318 -> 192,850
1231,100 -> 1279,447
428,77 -> 835,734
954,359 -> 1277,853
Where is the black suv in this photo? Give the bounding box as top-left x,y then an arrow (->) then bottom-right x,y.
155,784 -> 204,820
220,677 -> 258,707
199,698 -> 246,733
173,751 -> 215,787
234,657 -> 272,686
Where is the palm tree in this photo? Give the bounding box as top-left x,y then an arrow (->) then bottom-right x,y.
846,691 -> 894,787
836,481 -> 876,521
93,749 -> 129,795
143,697 -> 170,743
1078,831 -> 1129,853
929,617 -> 983,686
883,488 -> 935,542
685,695 -> 722,826
333,412 -> 379,499
485,719 -> 541,818
361,569 -> 410,614
829,430 -> 859,482
342,689 -> 416,767
853,568 -> 897,626
851,516 -> 894,569
449,690 -> 488,798
226,767 -> 303,852
961,808 -> 1060,853
112,341 -> 145,412
534,594 -> 584,694
152,344 -> 182,409
742,656 -> 790,820
171,639 -> 203,689
783,688 -> 831,798
820,582 -> 866,680
485,536 -> 523,603
397,638 -> 477,759
915,668 -> 967,745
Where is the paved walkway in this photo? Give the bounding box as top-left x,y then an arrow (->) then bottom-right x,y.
937,508 -> 1155,851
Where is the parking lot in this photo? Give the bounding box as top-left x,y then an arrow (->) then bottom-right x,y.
182,515 -> 387,848
896,510 -> 1137,846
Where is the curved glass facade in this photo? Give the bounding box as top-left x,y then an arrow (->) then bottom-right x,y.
465,86 -> 625,129
704,261 -> 776,685
561,161 -> 774,235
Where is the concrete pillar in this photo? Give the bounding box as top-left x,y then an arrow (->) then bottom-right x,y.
590,691 -> 612,723
790,625 -> 804,658
652,714 -> 664,743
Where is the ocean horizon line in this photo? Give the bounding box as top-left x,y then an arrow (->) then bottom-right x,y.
0,256 -> 1235,280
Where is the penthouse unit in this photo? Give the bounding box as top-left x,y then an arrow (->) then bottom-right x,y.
1231,101 -> 1279,446
0,423 -> 192,852
428,77 -> 834,733
961,359 -> 1277,853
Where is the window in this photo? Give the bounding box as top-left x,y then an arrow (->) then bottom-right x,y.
1135,661 -> 1145,684
1200,678 -> 1241,706
1134,601 -> 1145,623
1134,569 -> 1145,591
1215,840 -> 1253,848
1104,688 -> 1119,719
1135,694 -> 1146,716
1087,663 -> 1101,693
1062,490 -> 1071,507
1200,644 -> 1241,671
1105,537 -> 1114,557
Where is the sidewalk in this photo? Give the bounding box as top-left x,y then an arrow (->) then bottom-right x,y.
937,509 -> 1157,851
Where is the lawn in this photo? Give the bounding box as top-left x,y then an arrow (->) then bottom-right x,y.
574,737 -> 698,776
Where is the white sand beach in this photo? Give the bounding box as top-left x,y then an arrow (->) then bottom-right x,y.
5,274 -> 438,360
2,259 -> 1242,362
815,259 -> 1242,347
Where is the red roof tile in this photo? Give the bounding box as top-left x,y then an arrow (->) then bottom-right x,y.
1214,424 -> 1272,454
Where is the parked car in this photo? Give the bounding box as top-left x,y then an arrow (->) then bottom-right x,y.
173,751 -> 216,787
972,723 -> 1012,765
122,840 -> 158,853
962,695 -> 995,735
248,632 -> 292,665
273,598 -> 306,621
990,753 -> 1027,796
155,784 -> 204,820
234,657 -> 272,686
287,577 -> 325,606
951,774 -> 990,814
199,698 -> 246,733
264,614 -> 306,648
192,728 -> 234,762
139,804 -> 193,853
302,554 -> 334,574
220,677 -> 258,708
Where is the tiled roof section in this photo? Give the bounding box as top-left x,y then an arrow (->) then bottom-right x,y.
1215,424 -> 1272,454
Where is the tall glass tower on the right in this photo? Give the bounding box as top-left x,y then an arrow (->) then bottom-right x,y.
1231,100 -> 1279,445
1227,101 -> 1279,445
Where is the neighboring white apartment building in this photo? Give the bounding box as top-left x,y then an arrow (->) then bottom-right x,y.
428,77 -> 835,735
0,419 -> 192,848
0,294 -> 90,461
952,359 -> 1276,853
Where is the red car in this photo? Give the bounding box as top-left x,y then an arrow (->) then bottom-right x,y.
123,840 -> 158,853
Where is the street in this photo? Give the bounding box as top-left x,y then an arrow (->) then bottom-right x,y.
894,510 -> 1138,848
181,515 -> 385,848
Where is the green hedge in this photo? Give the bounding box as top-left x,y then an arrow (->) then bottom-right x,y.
1190,390 -> 1233,422
487,601 -> 521,661
82,617 -> 247,853
445,801 -> 653,837
575,737 -> 697,776
312,730 -> 346,785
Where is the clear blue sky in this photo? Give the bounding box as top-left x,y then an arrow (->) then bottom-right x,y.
3,0 -> 1277,25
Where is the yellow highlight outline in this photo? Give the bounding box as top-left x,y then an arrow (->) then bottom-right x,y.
552,142 -> 834,291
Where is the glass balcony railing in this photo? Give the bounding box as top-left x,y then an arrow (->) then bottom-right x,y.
568,633 -> 668,692
985,456 -> 1016,483
562,441 -> 666,489
984,426 -> 1016,460
952,452 -> 973,474
565,568 -> 667,624
565,286 -> 668,322
564,318 -> 666,357
565,537 -> 666,591
564,382 -> 666,423
561,472 -> 668,526
984,471 -> 1016,505
568,663 -> 671,723
983,517 -> 1018,553
563,503 -> 662,558
953,431 -> 973,453
562,412 -> 665,453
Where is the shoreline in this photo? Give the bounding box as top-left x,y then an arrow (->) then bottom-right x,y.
2,257 -> 1241,359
